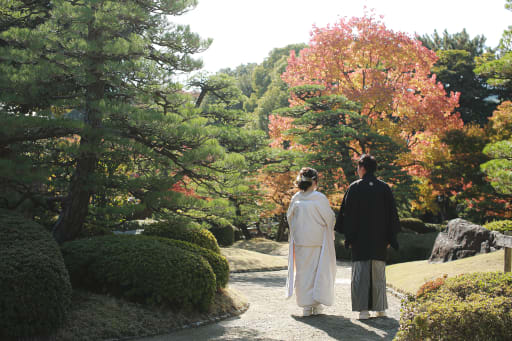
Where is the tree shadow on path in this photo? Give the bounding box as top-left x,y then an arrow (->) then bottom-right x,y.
292,314 -> 399,341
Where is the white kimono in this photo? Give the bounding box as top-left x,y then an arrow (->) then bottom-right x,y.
285,189 -> 337,307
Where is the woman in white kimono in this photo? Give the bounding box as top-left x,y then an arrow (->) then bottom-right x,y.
286,167 -> 337,316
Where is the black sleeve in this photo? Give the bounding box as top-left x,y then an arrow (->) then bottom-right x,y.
342,184 -> 359,247
334,190 -> 347,234
386,185 -> 401,250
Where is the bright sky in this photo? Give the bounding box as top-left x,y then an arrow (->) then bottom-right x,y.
172,0 -> 512,73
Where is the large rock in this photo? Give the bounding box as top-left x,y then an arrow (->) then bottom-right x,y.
429,218 -> 501,263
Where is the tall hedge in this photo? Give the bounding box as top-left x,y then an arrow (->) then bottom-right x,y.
0,210 -> 72,339
396,272 -> 512,341
61,235 -> 216,312
142,222 -> 220,253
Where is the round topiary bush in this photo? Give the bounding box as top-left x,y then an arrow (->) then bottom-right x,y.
61,235 -> 216,312
0,209 -> 72,339
396,272 -> 512,341
142,221 -> 220,254
209,224 -> 235,247
484,220 -> 512,234
155,237 -> 229,289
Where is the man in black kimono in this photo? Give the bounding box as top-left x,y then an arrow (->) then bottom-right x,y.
335,154 -> 400,320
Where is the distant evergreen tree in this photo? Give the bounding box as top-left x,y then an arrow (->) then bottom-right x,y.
418,29 -> 497,125
475,0 -> 512,102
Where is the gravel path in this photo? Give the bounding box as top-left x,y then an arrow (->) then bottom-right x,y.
138,261 -> 402,341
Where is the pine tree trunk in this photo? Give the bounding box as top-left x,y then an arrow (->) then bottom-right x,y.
276,213 -> 288,242
232,199 -> 251,240
53,17 -> 104,244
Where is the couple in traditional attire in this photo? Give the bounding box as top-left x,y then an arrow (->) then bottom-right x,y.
286,155 -> 401,319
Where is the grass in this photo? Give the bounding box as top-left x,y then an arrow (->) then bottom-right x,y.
386,249 -> 506,296
231,237 -> 289,256
52,288 -> 248,341
221,238 -> 288,272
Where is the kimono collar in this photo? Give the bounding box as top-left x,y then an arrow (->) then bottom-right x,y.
362,173 -> 377,182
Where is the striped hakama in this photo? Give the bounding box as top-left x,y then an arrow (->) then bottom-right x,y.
351,260 -> 388,312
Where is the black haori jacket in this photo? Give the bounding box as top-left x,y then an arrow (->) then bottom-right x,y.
335,173 -> 401,262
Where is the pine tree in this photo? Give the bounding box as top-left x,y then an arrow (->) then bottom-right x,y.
0,0 -> 242,243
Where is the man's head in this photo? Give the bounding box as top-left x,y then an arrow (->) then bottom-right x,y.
357,154 -> 377,178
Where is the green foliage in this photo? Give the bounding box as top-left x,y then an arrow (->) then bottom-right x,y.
142,221 -> 220,254
484,219 -> 512,233
0,209 -> 72,339
474,3 -> 512,101
396,272 -> 512,341
387,233 -> 439,264
209,224 -> 235,247
155,237 -> 229,289
418,29 -> 496,125
279,87 -> 415,208
399,218 -> 436,234
0,0 -> 242,244
481,140 -> 512,195
77,222 -> 115,238
61,235 -> 216,312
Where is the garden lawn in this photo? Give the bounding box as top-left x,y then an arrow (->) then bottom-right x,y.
386,250 -> 506,296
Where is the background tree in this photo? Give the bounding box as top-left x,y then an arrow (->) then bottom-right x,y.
418,29 -> 496,125
245,44 -> 307,133
481,101 -> 512,197
275,12 -> 463,211
475,0 -> 512,102
273,85 -> 414,208
190,73 -> 271,239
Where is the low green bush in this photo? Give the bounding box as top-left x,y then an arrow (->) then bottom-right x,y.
209,224 -> 235,246
78,222 -> 114,238
484,219 -> 512,233
387,232 -> 438,264
334,231 -> 438,264
0,210 -> 72,339
143,222 -> 220,254
61,235 -> 216,312
400,218 -> 436,234
396,272 -> 512,341
155,237 -> 229,289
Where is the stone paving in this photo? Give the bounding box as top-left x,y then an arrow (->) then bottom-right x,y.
138,261 -> 402,341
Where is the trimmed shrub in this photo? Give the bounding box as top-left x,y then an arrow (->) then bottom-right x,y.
209,224 -> 235,246
142,222 -> 220,254
334,231 -> 438,264
484,219 -> 512,233
61,235 -> 216,312
0,210 -> 72,339
396,272 -> 512,341
400,218 -> 436,234
78,222 -> 114,238
155,237 -> 229,289
387,232 -> 438,264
